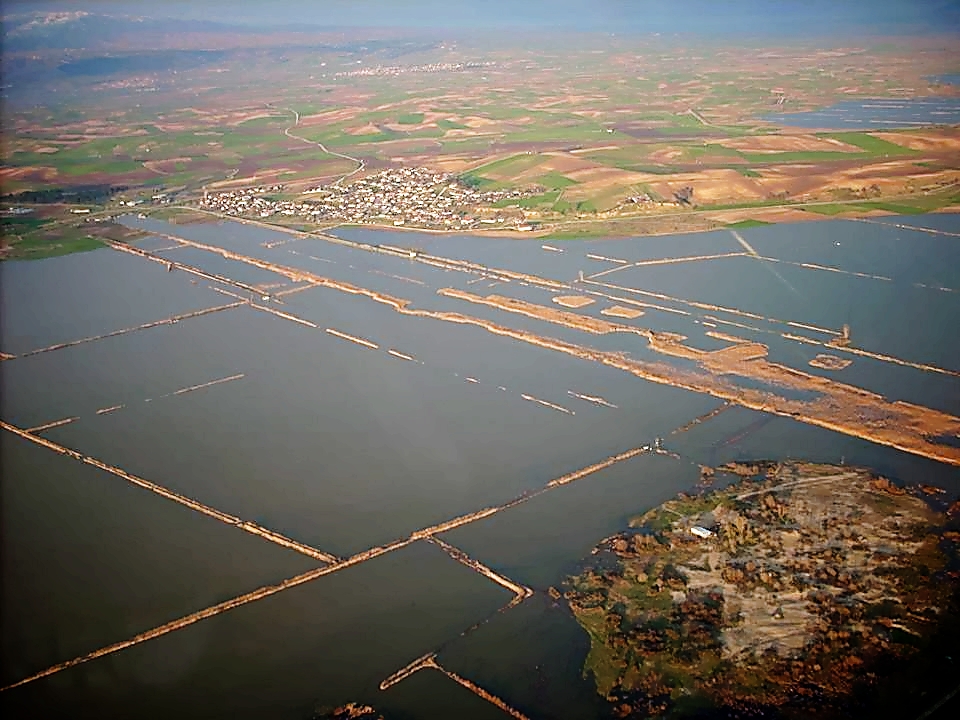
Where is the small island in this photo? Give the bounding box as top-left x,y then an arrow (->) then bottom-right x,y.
313,703 -> 384,720
566,461 -> 960,718
553,295 -> 596,309
601,305 -> 646,319
808,353 -> 853,371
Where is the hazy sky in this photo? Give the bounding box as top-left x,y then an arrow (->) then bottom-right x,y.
5,0 -> 960,35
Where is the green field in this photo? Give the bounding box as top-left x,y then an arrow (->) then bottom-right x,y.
535,172 -> 579,189
467,153 -> 543,177
726,218 -> 771,228
10,234 -> 106,259
1,216 -> 51,234
821,132 -> 918,155
1,220 -> 106,260
3,33 -> 956,255
236,115 -> 288,127
492,189 -> 562,209
396,112 -> 425,125
805,194 -> 959,216
541,227 -> 611,239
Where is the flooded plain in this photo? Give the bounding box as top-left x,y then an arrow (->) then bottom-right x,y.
763,96 -> 960,128
2,211 -> 959,719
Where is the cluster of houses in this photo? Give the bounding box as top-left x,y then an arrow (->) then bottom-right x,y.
196,185 -> 284,217
336,61 -> 494,78
199,168 -> 534,230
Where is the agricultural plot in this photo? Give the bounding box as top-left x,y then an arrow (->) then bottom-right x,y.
6,35 -> 960,236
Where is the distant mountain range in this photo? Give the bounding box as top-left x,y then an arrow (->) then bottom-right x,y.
1,11 -> 429,55
4,13 -> 174,50
6,0 -> 959,41
1,11 -> 442,69
4,3 -> 958,57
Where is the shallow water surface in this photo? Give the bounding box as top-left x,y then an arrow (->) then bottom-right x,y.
3,212 -> 958,718
762,97 -> 960,128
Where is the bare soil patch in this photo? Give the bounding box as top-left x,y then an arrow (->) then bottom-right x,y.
553,295 -> 596,309
570,145 -> 621,155
809,354 -> 853,370
704,207 -> 821,224
420,156 -> 480,173
344,123 -> 382,136
645,169 -> 765,203
648,147 -> 685,162
298,108 -> 364,127
0,166 -> 58,182
442,128 -> 497,139
601,305 -> 644,319
462,116 -> 499,128
143,157 -> 193,174
719,135 -> 861,153
226,112 -> 281,126
532,153 -> 599,174
381,112 -> 448,133
153,123 -> 193,133
564,166 -> 652,191
870,131 -> 960,152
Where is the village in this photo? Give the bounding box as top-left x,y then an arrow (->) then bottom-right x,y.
198,166 -> 537,230
335,61 -> 495,78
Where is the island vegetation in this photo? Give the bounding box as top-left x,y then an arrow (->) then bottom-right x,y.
565,461 -> 960,719
312,703 -> 384,720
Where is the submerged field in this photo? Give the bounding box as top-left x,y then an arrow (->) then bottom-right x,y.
2,209 -> 959,718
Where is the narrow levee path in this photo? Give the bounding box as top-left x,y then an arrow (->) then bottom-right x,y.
8,302 -> 244,360
850,215 -> 960,239
0,542 -> 407,693
1,438 -> 660,692
426,536 -> 533,603
671,402 -> 733,435
28,373 -> 246,430
436,661 -> 532,720
0,421 -> 340,566
107,239 -> 265,295
379,653 -> 530,719
108,231 -> 960,466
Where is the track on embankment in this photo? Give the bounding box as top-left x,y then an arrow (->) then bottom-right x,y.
0,421 -> 339,565
0,435 -> 659,692
7,302 -> 243,360
102,234 -> 960,467
378,653 -> 531,719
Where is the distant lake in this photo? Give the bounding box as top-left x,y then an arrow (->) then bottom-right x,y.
927,73 -> 960,86
57,50 -> 229,78
763,97 -> 960,129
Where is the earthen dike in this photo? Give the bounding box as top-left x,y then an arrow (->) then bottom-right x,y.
104,230 -> 960,467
